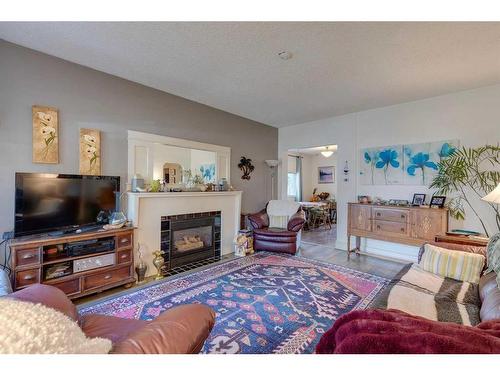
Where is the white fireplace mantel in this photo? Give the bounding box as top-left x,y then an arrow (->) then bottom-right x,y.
127,191 -> 242,276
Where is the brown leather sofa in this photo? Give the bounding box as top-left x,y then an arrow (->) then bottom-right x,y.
248,206 -> 306,255
8,283 -> 216,354
416,240 -> 500,322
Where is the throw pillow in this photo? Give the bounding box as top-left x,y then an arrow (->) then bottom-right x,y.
0,298 -> 112,354
269,215 -> 288,229
419,243 -> 485,284
485,232 -> 500,289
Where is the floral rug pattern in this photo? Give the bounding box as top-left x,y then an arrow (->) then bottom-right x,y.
79,252 -> 389,354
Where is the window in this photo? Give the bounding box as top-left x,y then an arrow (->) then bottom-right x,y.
288,172 -> 298,199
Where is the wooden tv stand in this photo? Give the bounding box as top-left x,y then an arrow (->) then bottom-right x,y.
9,227 -> 135,299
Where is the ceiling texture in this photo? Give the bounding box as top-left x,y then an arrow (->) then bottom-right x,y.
1,22 -> 500,127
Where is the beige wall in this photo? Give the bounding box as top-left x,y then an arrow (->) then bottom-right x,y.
0,40 -> 278,235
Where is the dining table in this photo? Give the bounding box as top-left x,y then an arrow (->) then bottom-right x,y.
299,201 -> 329,230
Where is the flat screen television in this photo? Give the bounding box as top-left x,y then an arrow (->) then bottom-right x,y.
15,173 -> 120,237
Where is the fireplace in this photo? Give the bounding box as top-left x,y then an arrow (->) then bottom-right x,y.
160,211 -> 221,273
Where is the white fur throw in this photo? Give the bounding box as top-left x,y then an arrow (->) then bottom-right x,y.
0,298 -> 112,354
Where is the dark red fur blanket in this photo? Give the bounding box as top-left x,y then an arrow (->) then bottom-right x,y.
316,309 -> 500,354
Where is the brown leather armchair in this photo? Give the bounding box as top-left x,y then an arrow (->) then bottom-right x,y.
9,284 -> 215,354
248,204 -> 306,255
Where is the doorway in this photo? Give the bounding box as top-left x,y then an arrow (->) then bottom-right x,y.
287,145 -> 338,248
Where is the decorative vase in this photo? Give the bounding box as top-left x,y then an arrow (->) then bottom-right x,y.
135,262 -> 147,284
152,250 -> 165,280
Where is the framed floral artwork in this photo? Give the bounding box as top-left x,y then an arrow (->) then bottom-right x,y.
79,128 -> 101,175
32,105 -> 59,163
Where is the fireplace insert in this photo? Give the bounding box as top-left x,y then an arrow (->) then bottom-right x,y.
160,212 -> 221,271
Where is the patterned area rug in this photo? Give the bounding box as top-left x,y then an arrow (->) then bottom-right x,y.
79,252 -> 389,354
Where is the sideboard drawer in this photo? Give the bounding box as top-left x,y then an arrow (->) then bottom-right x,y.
16,268 -> 40,288
83,265 -> 131,291
16,248 -> 40,267
373,208 -> 409,223
373,220 -> 408,237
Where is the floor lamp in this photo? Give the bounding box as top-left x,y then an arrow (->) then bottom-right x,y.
265,159 -> 279,200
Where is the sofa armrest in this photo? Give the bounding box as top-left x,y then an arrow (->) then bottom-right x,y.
112,304 -> 216,354
287,210 -> 306,232
10,283 -> 79,322
248,209 -> 269,230
418,241 -> 487,263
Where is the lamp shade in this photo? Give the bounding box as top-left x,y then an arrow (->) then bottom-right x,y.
482,183 -> 500,204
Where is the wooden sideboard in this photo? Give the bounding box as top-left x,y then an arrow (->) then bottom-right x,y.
347,203 -> 448,259
9,227 -> 135,299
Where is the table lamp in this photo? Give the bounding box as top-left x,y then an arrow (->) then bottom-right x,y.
482,183 -> 500,204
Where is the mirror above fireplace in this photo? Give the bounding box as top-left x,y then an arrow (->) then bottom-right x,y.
127,130 -> 231,186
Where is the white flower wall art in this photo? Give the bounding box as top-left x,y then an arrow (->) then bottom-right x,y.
79,129 -> 101,175
32,106 -> 59,163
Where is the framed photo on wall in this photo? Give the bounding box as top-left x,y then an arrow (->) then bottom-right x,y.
318,166 -> 335,184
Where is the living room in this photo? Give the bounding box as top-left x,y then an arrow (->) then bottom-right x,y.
1,1 -> 500,373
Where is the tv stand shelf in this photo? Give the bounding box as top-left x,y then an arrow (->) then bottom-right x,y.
9,227 -> 135,299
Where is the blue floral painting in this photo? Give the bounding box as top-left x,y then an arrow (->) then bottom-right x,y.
359,145 -> 403,185
403,140 -> 458,186
199,164 -> 216,183
360,140 -> 458,186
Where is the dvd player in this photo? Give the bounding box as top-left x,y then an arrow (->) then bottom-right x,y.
65,236 -> 115,257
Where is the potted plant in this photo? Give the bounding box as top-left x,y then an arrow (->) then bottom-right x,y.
430,144 -> 500,236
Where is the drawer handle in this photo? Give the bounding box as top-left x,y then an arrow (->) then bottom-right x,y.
376,225 -> 381,229
120,254 -> 128,259
401,215 -> 406,219
22,254 -> 35,259
104,275 -> 112,280
376,212 -> 381,216
23,275 -> 35,281
400,227 -> 405,232
120,238 -> 129,243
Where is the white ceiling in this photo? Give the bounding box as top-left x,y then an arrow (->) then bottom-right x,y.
1,22 -> 500,127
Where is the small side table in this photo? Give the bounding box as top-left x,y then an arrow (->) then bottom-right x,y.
434,234 -> 489,247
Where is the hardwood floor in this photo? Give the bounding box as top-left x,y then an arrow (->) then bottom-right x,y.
301,224 -> 337,246
297,242 -> 406,279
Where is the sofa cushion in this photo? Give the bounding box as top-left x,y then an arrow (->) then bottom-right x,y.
479,271 -> 500,322
419,243 -> 485,284
418,241 -> 487,263
0,298 -> 111,354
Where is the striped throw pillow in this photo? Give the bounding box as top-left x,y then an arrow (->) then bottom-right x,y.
269,215 -> 288,229
419,244 -> 485,284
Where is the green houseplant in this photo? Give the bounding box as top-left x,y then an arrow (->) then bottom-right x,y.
430,144 -> 500,237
